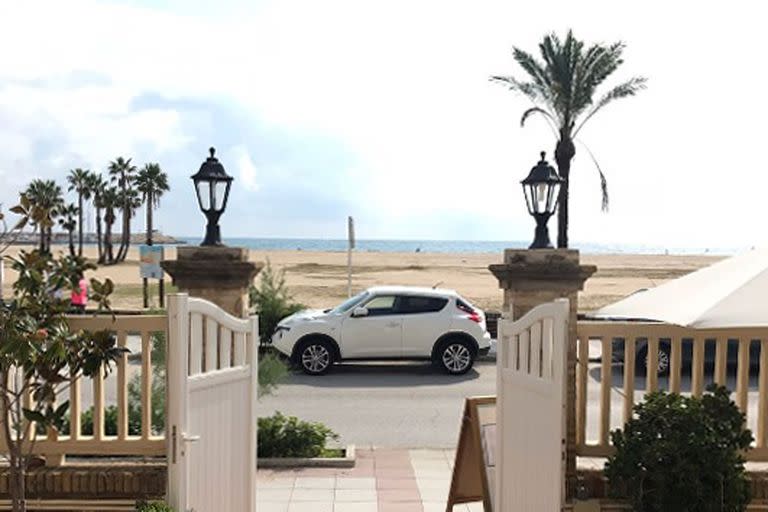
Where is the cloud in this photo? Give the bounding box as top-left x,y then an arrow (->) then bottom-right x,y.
1,0 -> 767,250
232,145 -> 259,192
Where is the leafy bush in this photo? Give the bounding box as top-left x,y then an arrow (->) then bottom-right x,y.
605,385 -> 752,512
258,350 -> 288,398
135,500 -> 174,512
248,259 -> 305,345
258,412 -> 339,458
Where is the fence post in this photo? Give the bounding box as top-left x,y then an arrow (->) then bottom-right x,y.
166,293 -> 189,511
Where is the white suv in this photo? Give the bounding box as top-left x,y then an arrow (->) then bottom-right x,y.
271,286 -> 491,376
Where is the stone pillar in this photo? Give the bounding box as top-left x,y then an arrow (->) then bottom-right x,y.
489,249 -> 596,499
161,246 -> 262,318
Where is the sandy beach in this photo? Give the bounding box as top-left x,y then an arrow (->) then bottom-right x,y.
0,245 -> 722,313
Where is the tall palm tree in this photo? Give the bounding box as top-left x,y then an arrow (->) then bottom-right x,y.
66,168 -> 91,257
135,163 -> 170,245
25,179 -> 64,254
107,157 -> 137,262
491,30 -> 646,248
87,172 -> 106,262
100,186 -> 120,264
57,203 -> 79,256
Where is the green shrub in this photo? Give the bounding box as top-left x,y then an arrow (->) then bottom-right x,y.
258,350 -> 288,398
605,385 -> 752,512
135,500 -> 174,512
258,412 -> 339,458
248,259 -> 305,345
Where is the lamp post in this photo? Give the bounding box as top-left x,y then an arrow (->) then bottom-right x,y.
521,151 -> 564,249
192,147 -> 234,246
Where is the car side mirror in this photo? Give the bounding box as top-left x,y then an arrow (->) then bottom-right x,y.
352,307 -> 369,318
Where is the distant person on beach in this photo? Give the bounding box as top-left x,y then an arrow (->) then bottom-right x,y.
70,274 -> 88,314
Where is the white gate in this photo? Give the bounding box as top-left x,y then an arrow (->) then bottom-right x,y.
167,294 -> 259,512
496,299 -> 568,512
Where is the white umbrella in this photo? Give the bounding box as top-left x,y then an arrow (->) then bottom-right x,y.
592,248 -> 768,329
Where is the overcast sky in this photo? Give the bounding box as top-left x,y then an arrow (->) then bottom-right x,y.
0,1 -> 764,249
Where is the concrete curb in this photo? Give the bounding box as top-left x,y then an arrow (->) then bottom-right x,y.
257,444 -> 355,468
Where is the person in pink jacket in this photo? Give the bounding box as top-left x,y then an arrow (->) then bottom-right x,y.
70,275 -> 88,313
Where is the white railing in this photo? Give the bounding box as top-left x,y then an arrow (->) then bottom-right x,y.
576,321 -> 768,461
0,314 -> 167,466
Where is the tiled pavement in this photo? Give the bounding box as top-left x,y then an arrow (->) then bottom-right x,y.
257,448 -> 484,512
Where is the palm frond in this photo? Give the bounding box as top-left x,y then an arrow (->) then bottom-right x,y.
574,76 -> 647,136
520,107 -> 558,135
577,139 -> 609,212
511,47 -> 551,91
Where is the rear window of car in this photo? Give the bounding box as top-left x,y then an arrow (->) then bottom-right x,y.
456,298 -> 476,314
399,295 -> 448,314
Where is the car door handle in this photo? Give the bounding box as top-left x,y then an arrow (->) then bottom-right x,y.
386,322 -> 401,328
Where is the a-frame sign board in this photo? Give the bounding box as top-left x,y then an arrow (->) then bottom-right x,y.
446,396 -> 497,512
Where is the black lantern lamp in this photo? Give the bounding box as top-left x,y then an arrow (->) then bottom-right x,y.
521,151 -> 564,249
191,147 -> 234,247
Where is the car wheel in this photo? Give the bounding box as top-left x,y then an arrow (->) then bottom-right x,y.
297,338 -> 334,375
435,338 -> 475,375
637,343 -> 671,376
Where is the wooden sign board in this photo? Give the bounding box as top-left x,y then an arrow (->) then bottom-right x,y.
446,396 -> 497,512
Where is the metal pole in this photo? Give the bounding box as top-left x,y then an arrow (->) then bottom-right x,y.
347,216 -> 354,298
347,245 -> 352,298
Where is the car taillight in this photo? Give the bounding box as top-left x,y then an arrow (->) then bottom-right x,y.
467,312 -> 482,323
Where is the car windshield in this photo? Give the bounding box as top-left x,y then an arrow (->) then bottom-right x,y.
329,291 -> 369,314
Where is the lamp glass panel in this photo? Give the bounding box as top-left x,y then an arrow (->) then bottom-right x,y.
546,183 -> 561,213
213,181 -> 228,211
523,184 -> 534,214
535,183 -> 548,213
195,180 -> 211,210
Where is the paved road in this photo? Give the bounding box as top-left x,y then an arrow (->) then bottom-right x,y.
259,359 -> 497,448
259,352 -> 765,448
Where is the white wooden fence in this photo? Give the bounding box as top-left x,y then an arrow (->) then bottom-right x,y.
0,314 -> 167,464
576,321 -> 768,461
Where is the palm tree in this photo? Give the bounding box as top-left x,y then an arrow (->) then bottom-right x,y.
57,203 -> 79,256
100,186 -> 120,264
135,163 -> 170,245
66,168 -> 91,257
491,30 -> 646,248
107,157 -> 137,262
25,179 -> 64,254
87,172 -> 106,262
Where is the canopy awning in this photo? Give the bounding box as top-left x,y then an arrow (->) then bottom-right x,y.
591,248 -> 768,329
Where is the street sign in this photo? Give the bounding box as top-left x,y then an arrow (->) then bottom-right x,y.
139,245 -> 165,279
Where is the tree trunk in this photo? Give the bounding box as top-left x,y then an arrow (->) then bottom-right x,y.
68,229 -> 75,257
146,192 -> 153,246
104,216 -> 114,264
77,194 -> 84,257
38,229 -> 44,253
2,379 -> 27,512
96,206 -> 104,263
555,135 -> 576,249
46,227 -> 53,255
